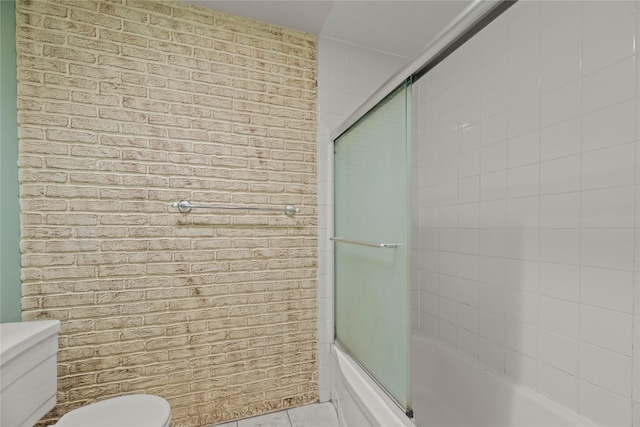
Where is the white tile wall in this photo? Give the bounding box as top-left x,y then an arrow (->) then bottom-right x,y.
416,1 -> 639,425
317,36 -> 406,402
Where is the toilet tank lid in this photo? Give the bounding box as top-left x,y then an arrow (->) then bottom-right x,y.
55,394 -> 171,427
0,320 -> 61,364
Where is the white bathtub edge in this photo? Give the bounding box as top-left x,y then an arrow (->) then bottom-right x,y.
331,344 -> 415,427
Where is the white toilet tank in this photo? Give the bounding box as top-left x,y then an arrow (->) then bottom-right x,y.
1,320 -> 61,427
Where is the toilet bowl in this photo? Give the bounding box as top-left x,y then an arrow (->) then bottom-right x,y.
55,394 -> 171,427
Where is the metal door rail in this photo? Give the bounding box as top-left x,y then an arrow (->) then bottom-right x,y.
330,237 -> 398,249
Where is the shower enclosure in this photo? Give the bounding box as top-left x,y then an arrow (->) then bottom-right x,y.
333,81 -> 412,415
331,0 -> 639,426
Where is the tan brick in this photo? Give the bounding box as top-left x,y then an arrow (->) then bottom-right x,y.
98,264 -> 146,277
149,13 -> 193,31
192,47 -> 233,64
69,35 -> 120,54
148,113 -> 192,128
209,85 -> 250,101
168,104 -> 210,119
18,112 -> 68,127
43,45 -> 96,63
122,20 -> 170,40
21,1 -> 68,17
167,128 -> 209,141
192,93 -> 234,110
121,96 -> 167,113
100,188 -> 148,200
22,253 -> 76,267
121,123 -> 167,137
120,45 -> 165,62
18,40 -> 43,56
99,81 -> 147,97
43,16 -> 96,36
127,0 -> 172,15
96,341 -> 146,356
44,239 -> 99,253
167,54 -> 209,71
171,153 -> 214,166
18,26 -> 66,44
71,90 -> 120,106
99,2 -> 148,22
16,10 -> 41,26
21,198 -> 67,211
20,83 -> 69,100
98,107 -> 146,123
97,54 -> 146,72
69,172 -> 120,185
69,145 -> 119,159
93,315 -> 142,331
68,356 -> 122,374
191,22 -> 232,40
45,101 -> 97,117
171,6 -> 216,26
20,184 -> 47,198
19,155 -> 44,168
167,78 -> 210,94
149,40 -> 192,55
148,88 -> 192,104
45,156 -> 98,171
21,226 -> 72,239
97,160 -> 146,174
120,72 -> 166,88
18,96 -> 43,111
70,118 -> 120,132
24,292 -> 96,310
70,8 -> 122,29
44,186 -> 96,200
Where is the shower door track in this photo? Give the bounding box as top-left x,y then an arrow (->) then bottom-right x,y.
334,340 -> 414,419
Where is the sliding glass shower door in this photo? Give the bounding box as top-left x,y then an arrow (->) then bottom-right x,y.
333,81 -> 411,412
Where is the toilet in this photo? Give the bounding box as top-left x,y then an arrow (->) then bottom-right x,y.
0,320 -> 171,427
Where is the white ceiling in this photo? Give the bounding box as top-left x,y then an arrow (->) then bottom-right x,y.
183,1 -> 471,58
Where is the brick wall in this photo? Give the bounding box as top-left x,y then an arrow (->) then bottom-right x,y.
15,1 -> 318,425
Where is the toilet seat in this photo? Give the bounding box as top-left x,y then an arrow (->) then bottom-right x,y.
55,394 -> 171,427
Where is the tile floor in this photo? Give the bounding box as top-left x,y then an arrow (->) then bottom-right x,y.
212,402 -> 339,427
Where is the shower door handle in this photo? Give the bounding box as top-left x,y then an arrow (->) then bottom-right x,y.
330,237 -> 398,249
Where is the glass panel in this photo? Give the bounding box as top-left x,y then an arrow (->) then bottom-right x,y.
334,81 -> 411,410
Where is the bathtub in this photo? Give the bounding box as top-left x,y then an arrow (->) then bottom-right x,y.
331,333 -> 597,427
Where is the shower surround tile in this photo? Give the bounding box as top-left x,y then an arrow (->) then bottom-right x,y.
538,364 -> 578,413
581,13 -> 636,75
415,2 -> 639,425
580,266 -> 634,313
538,330 -> 579,376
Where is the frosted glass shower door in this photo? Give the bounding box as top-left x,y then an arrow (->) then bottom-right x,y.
333,82 -> 411,412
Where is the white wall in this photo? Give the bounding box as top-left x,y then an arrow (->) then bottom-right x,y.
316,36 -> 406,401
415,1 -> 640,425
